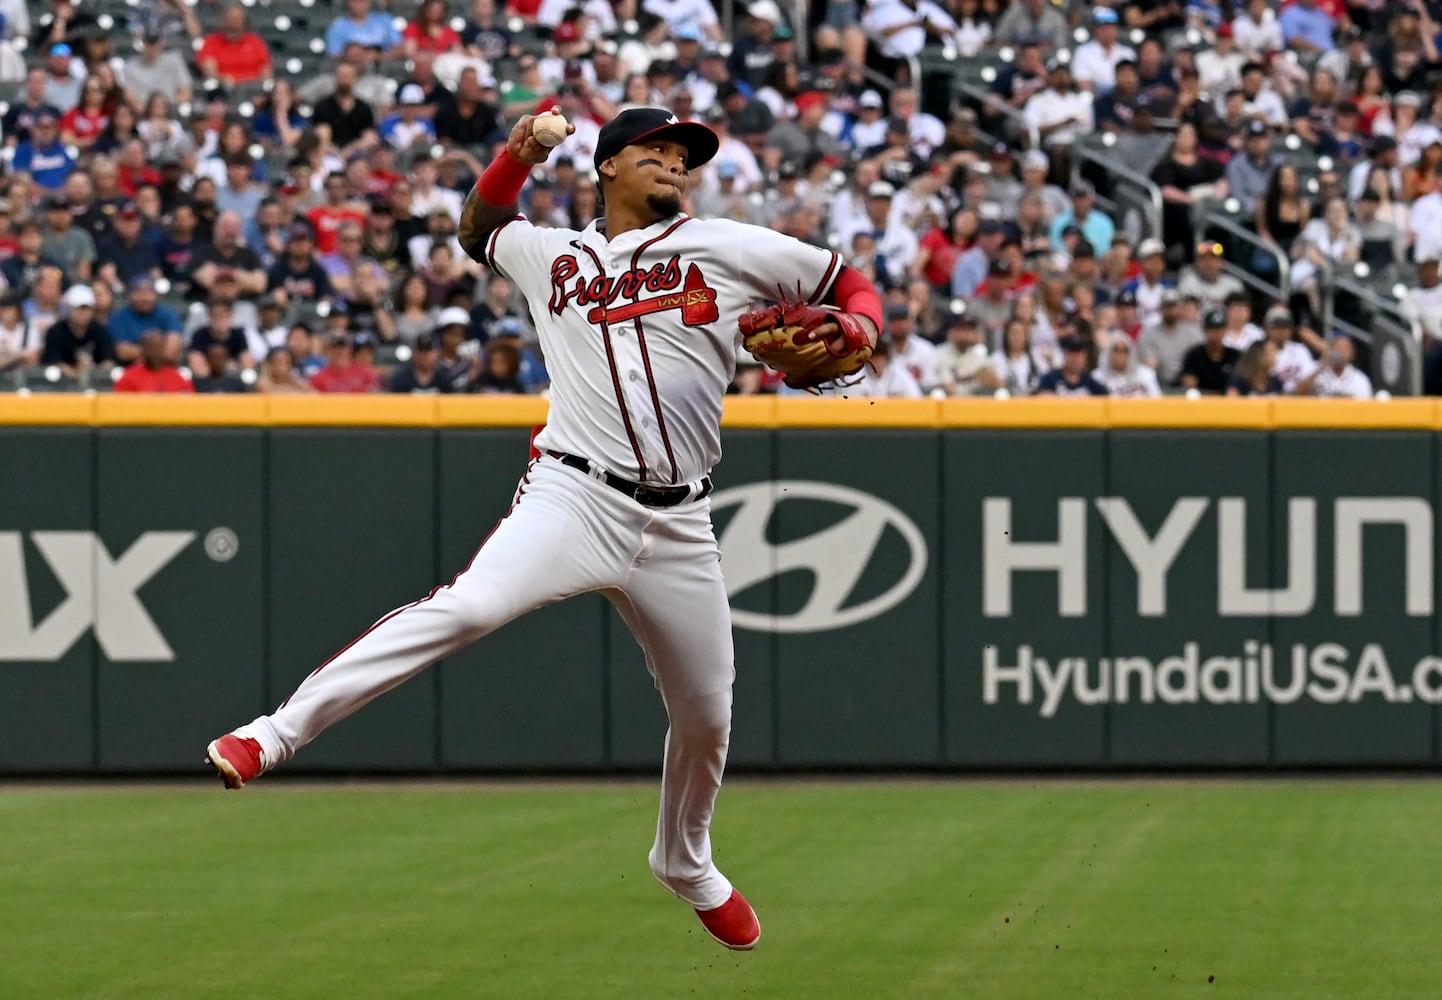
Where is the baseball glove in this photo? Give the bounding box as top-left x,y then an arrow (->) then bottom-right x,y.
738,301 -> 875,390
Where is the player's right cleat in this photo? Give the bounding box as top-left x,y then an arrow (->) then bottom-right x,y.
695,889 -> 760,951
205,734 -> 266,790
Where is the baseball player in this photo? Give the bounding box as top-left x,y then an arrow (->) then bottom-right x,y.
205,105 -> 883,951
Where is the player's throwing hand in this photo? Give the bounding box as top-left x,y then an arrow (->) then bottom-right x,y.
508,106 -> 575,166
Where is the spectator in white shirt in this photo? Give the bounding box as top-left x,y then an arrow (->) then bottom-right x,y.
641,0 -> 721,42
1024,62 -> 1095,152
935,313 -> 1000,395
890,86 -> 945,158
1197,22 -> 1245,93
848,90 -> 889,151
990,316 -> 1047,395
1221,291 -> 1265,351
842,181 -> 920,286
1177,239 -> 1246,311
1126,237 -> 1173,328
850,335 -> 923,397
1261,305 -> 1319,391
883,300 -> 941,393
409,155 -> 464,219
1070,8 -> 1135,95
1349,135 -> 1403,203
1094,332 -> 1162,396
1400,254 -> 1442,348
1233,0 -> 1285,59
1378,92 -> 1442,167
1409,186 -> 1442,263
1290,196 -> 1361,321
1233,61 -> 1288,127
862,0 -> 960,60
1295,332 -> 1372,398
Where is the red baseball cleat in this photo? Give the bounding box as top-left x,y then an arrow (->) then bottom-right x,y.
695,889 -> 760,950
205,734 -> 266,790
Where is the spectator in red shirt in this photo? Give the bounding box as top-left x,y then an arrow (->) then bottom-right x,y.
913,207 -> 978,290
0,200 -> 21,262
60,78 -> 111,150
116,139 -> 162,197
306,172 -> 369,255
405,0 -> 463,54
505,0 -> 544,21
114,329 -> 193,393
350,334 -> 383,389
197,4 -> 273,86
310,332 -> 381,393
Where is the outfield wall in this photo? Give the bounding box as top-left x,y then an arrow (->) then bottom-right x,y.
4,396 -> 1442,772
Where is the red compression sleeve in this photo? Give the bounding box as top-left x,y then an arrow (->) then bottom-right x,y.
828,265 -> 883,335
475,149 -> 530,206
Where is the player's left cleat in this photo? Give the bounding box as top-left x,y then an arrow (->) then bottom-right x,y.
695,889 -> 760,950
205,734 -> 267,790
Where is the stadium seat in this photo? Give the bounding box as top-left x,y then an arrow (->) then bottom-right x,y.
374,342 -> 403,368
17,366 -> 84,393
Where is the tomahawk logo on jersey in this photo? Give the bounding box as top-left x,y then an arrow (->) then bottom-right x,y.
548,254 -> 721,325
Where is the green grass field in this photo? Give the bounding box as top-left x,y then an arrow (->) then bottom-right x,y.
0,779 -> 1436,999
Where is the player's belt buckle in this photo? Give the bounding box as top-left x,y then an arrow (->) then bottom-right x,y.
632,485 -> 674,506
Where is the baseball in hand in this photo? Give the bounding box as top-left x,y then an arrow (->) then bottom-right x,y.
532,111 -> 568,148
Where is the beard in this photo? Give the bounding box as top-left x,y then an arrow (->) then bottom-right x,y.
646,189 -> 682,217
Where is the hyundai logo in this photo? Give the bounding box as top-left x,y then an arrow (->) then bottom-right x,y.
712,481 -> 928,633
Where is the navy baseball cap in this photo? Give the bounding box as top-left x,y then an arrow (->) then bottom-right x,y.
593,107 -> 720,172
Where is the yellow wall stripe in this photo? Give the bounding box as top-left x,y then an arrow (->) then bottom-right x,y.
1,394 -> 1439,429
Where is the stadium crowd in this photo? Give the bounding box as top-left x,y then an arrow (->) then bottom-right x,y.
0,0 -> 1437,399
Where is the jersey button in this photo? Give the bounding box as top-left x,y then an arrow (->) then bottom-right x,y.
628,371 -> 641,382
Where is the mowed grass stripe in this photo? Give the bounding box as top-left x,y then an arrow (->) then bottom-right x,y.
1,782 -> 1439,999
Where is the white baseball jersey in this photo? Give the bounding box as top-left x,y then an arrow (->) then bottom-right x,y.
849,359 -> 922,397
1307,362 -> 1373,399
641,0 -> 718,35
215,199 -> 845,933
482,212 -> 844,484
1222,323 -> 1264,352
888,333 -> 942,393
1270,340 -> 1316,392
1094,363 -> 1162,397
1069,41 -> 1136,94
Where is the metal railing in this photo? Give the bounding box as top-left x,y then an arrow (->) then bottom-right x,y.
1324,272 -> 1423,395
954,81 -> 1040,152
1200,210 -> 1291,302
1067,140 -> 1430,395
853,29 -> 916,100
788,0 -> 809,63
1069,142 -> 1163,243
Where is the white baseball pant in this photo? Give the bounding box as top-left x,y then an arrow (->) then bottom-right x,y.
237,455 -> 736,910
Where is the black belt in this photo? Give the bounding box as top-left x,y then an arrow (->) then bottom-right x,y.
548,451 -> 712,508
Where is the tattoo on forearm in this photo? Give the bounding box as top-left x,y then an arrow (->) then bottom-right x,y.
458,186 -> 519,263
